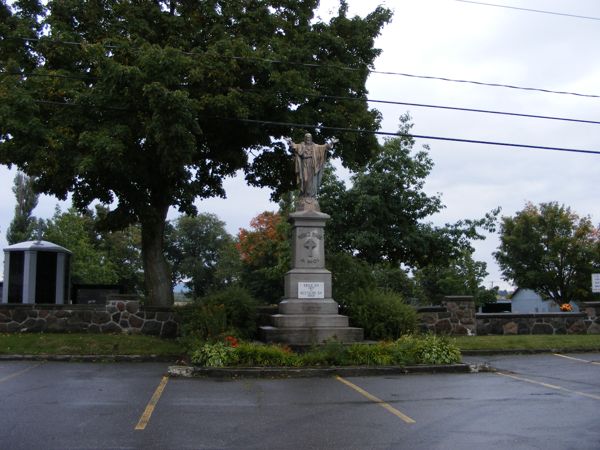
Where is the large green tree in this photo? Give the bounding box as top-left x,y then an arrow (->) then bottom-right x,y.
495,202 -> 600,304
44,206 -> 143,289
0,0 -> 391,305
319,115 -> 498,268
414,249 -> 498,306
165,213 -> 236,298
6,171 -> 39,244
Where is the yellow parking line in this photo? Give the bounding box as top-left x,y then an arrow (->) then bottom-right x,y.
0,362 -> 45,384
135,376 -> 169,430
554,353 -> 600,365
335,375 -> 416,424
497,371 -> 600,401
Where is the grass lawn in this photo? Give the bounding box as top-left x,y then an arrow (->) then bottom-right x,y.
0,333 -> 183,356
454,334 -> 600,352
3,333 -> 600,358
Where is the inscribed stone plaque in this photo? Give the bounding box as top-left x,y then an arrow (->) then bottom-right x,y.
592,274 -> 600,293
298,282 -> 325,299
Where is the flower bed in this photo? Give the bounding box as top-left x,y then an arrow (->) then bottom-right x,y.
189,334 -> 461,368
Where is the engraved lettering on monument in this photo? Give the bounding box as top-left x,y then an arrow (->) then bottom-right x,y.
298,282 -> 325,299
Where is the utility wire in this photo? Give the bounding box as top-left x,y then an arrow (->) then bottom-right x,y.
25,91 -> 600,126
7,36 -> 600,99
22,98 -> 600,155
227,118 -> 600,156
7,71 -> 597,125
316,94 -> 600,126
455,0 -> 600,21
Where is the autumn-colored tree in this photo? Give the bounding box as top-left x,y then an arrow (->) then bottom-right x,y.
237,211 -> 290,303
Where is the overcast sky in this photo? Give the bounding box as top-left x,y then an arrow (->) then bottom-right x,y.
2,0 -> 600,291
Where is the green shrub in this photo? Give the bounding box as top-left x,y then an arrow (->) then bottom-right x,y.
344,288 -> 417,340
299,339 -> 349,366
179,286 -> 258,341
345,342 -> 394,366
202,286 -> 259,339
190,341 -> 237,367
394,334 -> 461,365
234,342 -> 297,367
178,303 -> 228,341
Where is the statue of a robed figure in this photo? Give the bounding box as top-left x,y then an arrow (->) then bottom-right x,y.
260,133 -> 363,346
285,133 -> 338,211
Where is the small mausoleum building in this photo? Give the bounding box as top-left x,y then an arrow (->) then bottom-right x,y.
2,240 -> 71,305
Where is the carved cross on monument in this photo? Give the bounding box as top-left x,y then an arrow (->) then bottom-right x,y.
304,238 -> 317,258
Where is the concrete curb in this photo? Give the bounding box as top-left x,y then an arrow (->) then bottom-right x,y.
168,363 -> 473,378
462,347 -> 600,356
0,354 -> 180,362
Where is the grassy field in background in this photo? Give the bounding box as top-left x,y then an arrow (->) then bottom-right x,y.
454,334 -> 600,352
0,333 -> 183,356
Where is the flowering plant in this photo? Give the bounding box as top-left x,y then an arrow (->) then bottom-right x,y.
224,335 -> 239,348
560,303 -> 573,312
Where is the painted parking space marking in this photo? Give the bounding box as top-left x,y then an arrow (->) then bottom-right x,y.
335,376 -> 416,424
135,376 -> 169,430
553,353 -> 600,365
0,362 -> 45,384
497,371 -> 600,401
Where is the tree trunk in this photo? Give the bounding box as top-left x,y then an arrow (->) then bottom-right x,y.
141,206 -> 173,307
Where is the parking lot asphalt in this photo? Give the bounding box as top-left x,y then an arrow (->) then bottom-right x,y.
1,354 -> 600,449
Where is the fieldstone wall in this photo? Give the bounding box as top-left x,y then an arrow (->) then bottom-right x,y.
0,299 -> 178,337
476,301 -> 600,335
417,296 -> 476,335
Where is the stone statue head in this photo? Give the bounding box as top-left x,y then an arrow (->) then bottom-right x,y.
304,133 -> 313,144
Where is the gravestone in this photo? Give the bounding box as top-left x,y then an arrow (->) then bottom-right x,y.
260,135 -> 363,345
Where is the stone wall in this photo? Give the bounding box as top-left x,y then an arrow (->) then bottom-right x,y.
477,302 -> 600,335
417,296 -> 476,335
0,299 -> 178,337
416,298 -> 600,336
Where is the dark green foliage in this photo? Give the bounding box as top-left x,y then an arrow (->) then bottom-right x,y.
343,288 -> 417,340
201,286 -> 259,339
414,250 -> 498,306
319,115 -> 498,269
495,202 -> 600,303
178,303 -> 228,342
179,286 -> 258,341
165,214 -> 237,298
6,171 -> 39,244
327,252 -> 376,303
1,0 -> 391,306
43,206 -> 143,290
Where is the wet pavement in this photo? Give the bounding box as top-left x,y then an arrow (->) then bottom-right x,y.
1,353 -> 600,449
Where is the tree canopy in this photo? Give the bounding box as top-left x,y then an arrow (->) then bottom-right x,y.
0,0 -> 391,305
43,206 -> 143,290
319,115 -> 498,269
495,202 -> 600,304
165,213 -> 236,298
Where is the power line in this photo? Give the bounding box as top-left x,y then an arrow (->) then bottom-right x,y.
8,70 -> 598,125
455,0 -> 600,21
316,94 -> 600,126
8,36 -> 600,99
228,118 -> 600,156
20,98 -> 600,154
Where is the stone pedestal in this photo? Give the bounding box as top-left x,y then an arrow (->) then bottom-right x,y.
260,210 -> 363,345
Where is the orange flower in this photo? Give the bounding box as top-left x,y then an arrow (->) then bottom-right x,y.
224,336 -> 239,348
560,303 -> 573,312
